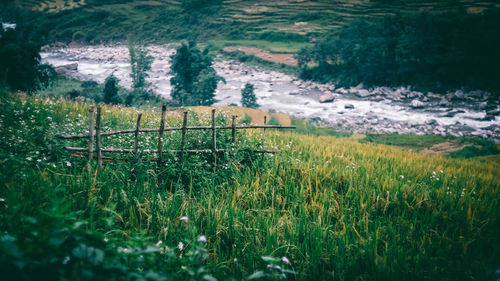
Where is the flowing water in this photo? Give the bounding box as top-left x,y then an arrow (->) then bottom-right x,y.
41,45 -> 500,142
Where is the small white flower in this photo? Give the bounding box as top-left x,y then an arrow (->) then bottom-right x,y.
198,235 -> 207,243
26,157 -> 32,161
179,216 -> 189,221
281,256 -> 290,264
0,198 -> 5,203
399,175 -> 404,179
233,258 -> 238,263
66,161 -> 71,167
62,256 -> 71,265
178,241 -> 184,251
156,240 -> 163,246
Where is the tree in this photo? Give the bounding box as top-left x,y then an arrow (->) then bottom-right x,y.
103,74 -> 121,104
241,83 -> 258,108
0,21 -> 54,92
170,41 -> 224,106
129,42 -> 153,95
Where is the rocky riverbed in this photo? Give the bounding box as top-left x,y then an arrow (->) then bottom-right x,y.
41,44 -> 500,142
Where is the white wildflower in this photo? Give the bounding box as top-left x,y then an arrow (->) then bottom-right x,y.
66,161 -> 71,167
198,235 -> 207,243
281,256 -> 290,264
179,216 -> 189,221
26,157 -> 32,161
62,256 -> 71,265
399,175 -> 404,179
178,241 -> 184,251
156,240 -> 163,246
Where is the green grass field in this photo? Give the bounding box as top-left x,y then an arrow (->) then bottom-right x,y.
1,93 -> 498,280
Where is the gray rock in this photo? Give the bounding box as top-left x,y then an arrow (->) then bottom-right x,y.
439,98 -> 450,107
344,104 -> 355,109
319,92 -> 335,103
454,90 -> 465,99
54,63 -> 78,76
410,99 -> 426,108
356,89 -> 371,98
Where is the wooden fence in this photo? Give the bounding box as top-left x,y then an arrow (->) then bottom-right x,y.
59,106 -> 295,171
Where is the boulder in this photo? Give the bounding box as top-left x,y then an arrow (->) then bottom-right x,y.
453,90 -> 465,99
356,89 -> 371,98
438,98 -> 450,107
319,92 -> 335,103
344,103 -> 355,109
54,63 -> 78,76
410,99 -> 425,108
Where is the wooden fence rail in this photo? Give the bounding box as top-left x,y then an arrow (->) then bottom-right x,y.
59,106 -> 295,171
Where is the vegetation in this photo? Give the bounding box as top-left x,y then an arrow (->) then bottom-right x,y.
128,41 -> 153,104
170,42 -> 225,106
241,83 -> 258,109
297,10 -> 500,92
102,74 -> 121,105
362,133 -> 500,159
1,93 -> 498,280
0,21 -> 54,93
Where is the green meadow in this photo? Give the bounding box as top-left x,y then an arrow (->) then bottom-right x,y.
1,93 -> 498,280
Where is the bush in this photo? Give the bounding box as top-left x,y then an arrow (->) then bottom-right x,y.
102,75 -> 121,104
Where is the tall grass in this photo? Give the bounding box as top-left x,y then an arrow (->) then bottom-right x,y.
1,94 -> 499,280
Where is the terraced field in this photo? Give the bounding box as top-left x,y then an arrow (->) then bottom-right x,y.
11,0 -> 500,44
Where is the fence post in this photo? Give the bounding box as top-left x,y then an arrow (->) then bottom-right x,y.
262,115 -> 267,142
134,113 -> 142,155
231,115 -> 236,145
212,109 -> 217,172
157,105 -> 167,165
180,111 -> 188,164
95,106 -> 102,172
87,106 -> 95,169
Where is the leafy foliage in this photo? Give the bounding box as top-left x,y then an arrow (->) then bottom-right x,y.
0,21 -> 54,92
298,9 -> 500,92
102,74 -> 121,104
129,42 -> 153,91
170,42 -> 225,106
241,83 -> 258,108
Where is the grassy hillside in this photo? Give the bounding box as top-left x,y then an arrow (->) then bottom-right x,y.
1,93 -> 499,280
5,0 -> 498,50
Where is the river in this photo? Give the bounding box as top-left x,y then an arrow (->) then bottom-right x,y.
41,44 -> 500,142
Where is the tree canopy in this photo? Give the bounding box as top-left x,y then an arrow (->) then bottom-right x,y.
297,9 -> 500,92
103,74 -> 121,104
241,83 -> 258,108
169,42 -> 224,106
0,22 -> 53,92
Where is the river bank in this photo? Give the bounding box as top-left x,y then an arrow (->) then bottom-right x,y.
41,44 -> 500,142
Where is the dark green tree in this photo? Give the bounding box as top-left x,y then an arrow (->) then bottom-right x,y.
241,83 -> 258,108
170,42 -> 224,106
0,22 -> 54,93
103,74 -> 121,104
128,41 -> 154,104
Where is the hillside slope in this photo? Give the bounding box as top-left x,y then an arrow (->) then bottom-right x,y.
1,93 -> 499,280
5,0 -> 499,45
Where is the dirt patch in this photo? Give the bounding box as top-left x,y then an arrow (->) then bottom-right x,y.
420,141 -> 474,154
223,46 -> 298,66
187,106 -> 291,126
